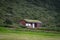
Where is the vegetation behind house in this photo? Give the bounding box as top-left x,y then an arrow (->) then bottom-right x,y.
0,0 -> 60,29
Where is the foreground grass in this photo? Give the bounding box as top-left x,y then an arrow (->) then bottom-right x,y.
0,27 -> 60,40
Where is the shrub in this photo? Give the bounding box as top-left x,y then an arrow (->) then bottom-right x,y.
19,25 -> 27,28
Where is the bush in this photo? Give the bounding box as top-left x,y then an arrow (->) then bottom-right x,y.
37,27 -> 60,32
19,25 -> 27,28
4,19 -> 13,25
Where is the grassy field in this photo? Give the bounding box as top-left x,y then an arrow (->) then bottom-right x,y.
0,27 -> 60,40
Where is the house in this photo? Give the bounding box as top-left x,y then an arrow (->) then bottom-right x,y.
19,19 -> 42,28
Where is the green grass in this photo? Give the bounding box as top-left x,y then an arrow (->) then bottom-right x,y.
0,27 -> 60,40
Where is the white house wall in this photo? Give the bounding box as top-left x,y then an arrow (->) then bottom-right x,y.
25,23 -> 35,28
26,23 -> 31,27
32,23 -> 35,28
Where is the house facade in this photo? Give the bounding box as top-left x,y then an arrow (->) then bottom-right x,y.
19,19 -> 42,28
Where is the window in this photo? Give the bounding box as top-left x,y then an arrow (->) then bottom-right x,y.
26,23 -> 31,27
26,23 -> 29,26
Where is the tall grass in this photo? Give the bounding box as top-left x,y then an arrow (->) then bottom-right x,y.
0,27 -> 60,37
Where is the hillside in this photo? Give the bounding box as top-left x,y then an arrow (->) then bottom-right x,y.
0,0 -> 60,27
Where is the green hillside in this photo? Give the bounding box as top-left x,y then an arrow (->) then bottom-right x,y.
0,0 -> 60,27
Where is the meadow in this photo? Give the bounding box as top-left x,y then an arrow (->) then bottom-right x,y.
0,27 -> 60,40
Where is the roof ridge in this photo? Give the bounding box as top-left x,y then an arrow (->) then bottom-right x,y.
24,19 -> 42,23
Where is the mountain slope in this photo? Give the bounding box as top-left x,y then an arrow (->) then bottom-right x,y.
0,0 -> 60,27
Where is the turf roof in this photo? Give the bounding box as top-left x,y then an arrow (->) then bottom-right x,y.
24,19 -> 42,23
